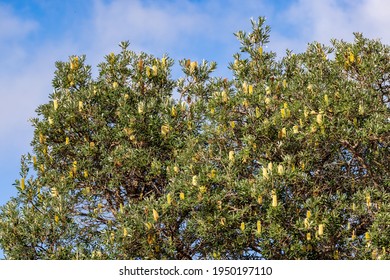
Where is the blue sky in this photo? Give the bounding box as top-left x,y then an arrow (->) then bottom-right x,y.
0,0 -> 389,257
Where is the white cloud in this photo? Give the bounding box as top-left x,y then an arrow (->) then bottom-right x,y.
0,5 -> 81,154
89,0 -> 209,55
272,0 -> 390,55
0,3 -> 37,39
85,0 -> 272,78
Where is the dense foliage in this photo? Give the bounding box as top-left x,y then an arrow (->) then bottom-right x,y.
1,18 -> 389,259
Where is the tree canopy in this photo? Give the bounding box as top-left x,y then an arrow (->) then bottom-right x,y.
0,17 -> 389,260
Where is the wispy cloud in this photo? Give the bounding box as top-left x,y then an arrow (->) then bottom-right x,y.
0,3 -> 37,39
271,0 -> 390,55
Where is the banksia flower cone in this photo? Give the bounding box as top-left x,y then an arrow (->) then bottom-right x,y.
20,178 -> 25,191
153,209 -> 159,222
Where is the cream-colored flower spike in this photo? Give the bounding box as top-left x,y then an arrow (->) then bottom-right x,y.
153,209 -> 159,222
53,99 -> 58,110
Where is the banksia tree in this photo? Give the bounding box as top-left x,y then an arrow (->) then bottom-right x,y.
0,18 -> 389,260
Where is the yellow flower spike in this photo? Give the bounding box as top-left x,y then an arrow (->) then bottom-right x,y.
199,186 -> 207,194
65,137 -> 69,145
32,156 -> 37,167
324,94 -> 329,106
54,215 -> 59,224
72,161 -> 77,174
262,167 -> 269,180
210,107 -> 215,115
242,82 -> 248,93
293,125 -> 299,134
248,84 -> 253,95
372,249 -> 378,260
89,142 -> 95,149
279,127 -> 287,138
119,203 -> 124,214
280,108 -> 286,118
220,218 -> 226,226
221,90 -> 228,103
257,195 -> 263,205
352,203 -> 356,211
48,117 -> 53,125
20,178 -> 25,191
306,210 -> 311,219
145,222 -> 152,230
333,250 -> 339,260
240,222 -> 245,232
256,221 -> 262,235
272,193 -> 278,207
167,193 -> 172,205
318,224 -> 324,236
190,61 -> 197,73
265,86 -> 271,95
192,175 -> 198,186
268,162 -> 273,171
217,200 -> 222,210
161,56 -> 167,68
277,164 -> 284,175
152,209 -> 159,222
348,51 -> 355,63
83,170 -> 88,178
112,81 -> 118,89
146,66 -> 151,77
138,59 -> 144,71
255,107 -> 261,118
304,218 -> 309,229
161,124 -> 170,137
123,228 -> 128,237
358,103 -> 364,115
51,187 -> 58,197
307,84 -> 313,92
316,113 -> 323,125
78,101 -> 83,112
306,232 -> 311,241
173,166 -> 179,174
282,79 -> 287,89
258,47 -> 263,56
110,232 -> 115,243
171,106 -> 177,117
53,99 -> 58,110
229,150 -> 235,163
352,230 -> 356,241
187,121 -> 193,131
365,232 -> 370,241
40,164 -> 45,173
208,169 -> 216,179
179,192 -> 185,200
229,121 -> 235,129
366,194 -> 371,208
152,65 -> 158,76
70,56 -> 79,70
39,133 -> 45,144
